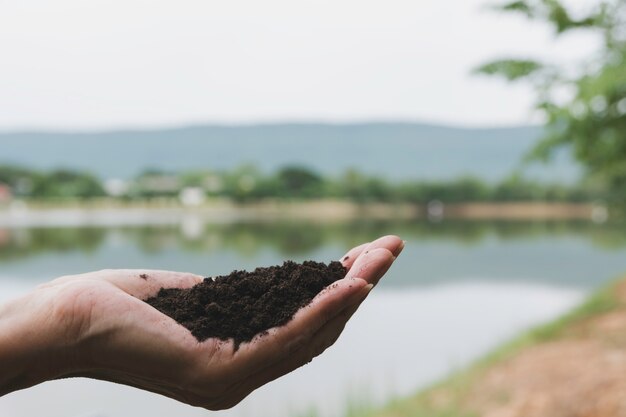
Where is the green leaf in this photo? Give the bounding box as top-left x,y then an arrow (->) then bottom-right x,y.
473,59 -> 545,81
495,1 -> 534,16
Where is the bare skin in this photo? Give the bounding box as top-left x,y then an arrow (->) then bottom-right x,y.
0,235 -> 404,410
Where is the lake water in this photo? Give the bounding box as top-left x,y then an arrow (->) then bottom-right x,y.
1,219 -> 625,417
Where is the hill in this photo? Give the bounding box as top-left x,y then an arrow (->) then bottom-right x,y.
0,123 -> 579,182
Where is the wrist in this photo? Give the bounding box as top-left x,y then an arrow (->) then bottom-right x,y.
0,287 -> 82,395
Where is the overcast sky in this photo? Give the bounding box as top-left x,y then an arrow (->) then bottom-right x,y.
0,0 -> 600,131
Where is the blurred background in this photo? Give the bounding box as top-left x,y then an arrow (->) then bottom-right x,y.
0,0 -> 625,416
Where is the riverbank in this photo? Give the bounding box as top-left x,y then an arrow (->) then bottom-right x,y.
365,274 -> 626,417
0,200 -> 606,227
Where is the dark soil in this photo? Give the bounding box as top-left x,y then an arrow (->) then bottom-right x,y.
144,260 -> 347,348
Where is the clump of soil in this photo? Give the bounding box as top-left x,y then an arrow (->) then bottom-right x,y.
145,260 -> 347,347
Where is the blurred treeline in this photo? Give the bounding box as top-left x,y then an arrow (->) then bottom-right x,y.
0,164 -> 606,204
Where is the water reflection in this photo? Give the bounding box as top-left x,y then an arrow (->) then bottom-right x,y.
1,220 -> 626,260
1,220 -> 626,289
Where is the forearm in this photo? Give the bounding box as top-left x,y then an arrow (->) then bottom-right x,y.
0,290 -> 73,396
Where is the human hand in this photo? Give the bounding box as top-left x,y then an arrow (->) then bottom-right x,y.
0,235 -> 404,409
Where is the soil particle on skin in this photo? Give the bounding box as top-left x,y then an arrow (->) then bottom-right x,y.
144,260 -> 347,348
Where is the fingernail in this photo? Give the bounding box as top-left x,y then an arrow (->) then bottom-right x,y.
394,240 -> 406,256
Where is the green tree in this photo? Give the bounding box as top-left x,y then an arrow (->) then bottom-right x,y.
220,164 -> 263,202
475,0 -> 626,204
274,166 -> 325,198
31,169 -> 106,199
0,165 -> 37,196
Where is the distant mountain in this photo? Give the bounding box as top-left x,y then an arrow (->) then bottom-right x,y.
0,123 -> 579,182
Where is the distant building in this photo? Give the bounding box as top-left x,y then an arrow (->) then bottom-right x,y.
0,183 -> 13,203
138,175 -> 180,195
103,178 -> 130,197
179,187 -> 206,207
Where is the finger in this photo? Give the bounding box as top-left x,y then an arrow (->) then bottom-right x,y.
362,235 -> 405,258
232,277 -> 370,374
345,247 -> 395,286
224,290 -> 369,405
340,235 -> 404,270
100,269 -> 204,299
339,242 -> 369,268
